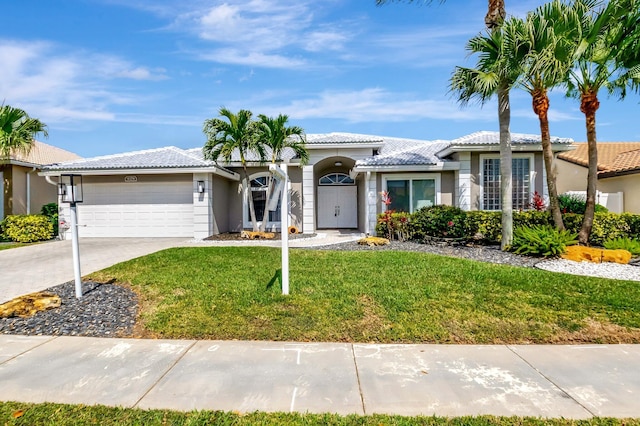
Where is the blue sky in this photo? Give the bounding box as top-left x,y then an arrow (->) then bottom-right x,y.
2,0 -> 639,158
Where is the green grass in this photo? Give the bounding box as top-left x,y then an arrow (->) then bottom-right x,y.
2,402 -> 639,425
89,247 -> 640,344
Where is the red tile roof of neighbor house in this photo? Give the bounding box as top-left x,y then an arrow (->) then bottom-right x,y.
7,140 -> 81,166
557,142 -> 640,178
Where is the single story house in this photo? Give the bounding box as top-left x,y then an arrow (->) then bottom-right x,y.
1,141 -> 80,219
40,131 -> 574,238
556,142 -> 640,214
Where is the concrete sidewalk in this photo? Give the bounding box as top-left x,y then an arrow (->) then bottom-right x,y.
1,335 -> 639,418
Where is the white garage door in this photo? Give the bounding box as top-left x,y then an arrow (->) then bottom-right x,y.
76,180 -> 194,237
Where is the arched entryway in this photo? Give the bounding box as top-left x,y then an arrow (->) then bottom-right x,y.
317,172 -> 357,228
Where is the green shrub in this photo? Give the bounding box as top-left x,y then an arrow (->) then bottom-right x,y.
621,213 -> 640,240
558,193 -> 608,214
466,211 -> 501,244
1,215 -> 54,243
411,205 -> 468,241
604,237 -> 640,256
40,203 -> 59,236
514,210 -> 553,228
511,225 -> 578,257
375,212 -> 413,241
589,212 -> 630,246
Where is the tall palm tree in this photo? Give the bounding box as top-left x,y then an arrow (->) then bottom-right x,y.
255,114 -> 309,232
378,0 -> 512,248
566,0 -> 640,244
450,20 -> 520,250
516,0 -> 597,231
203,108 -> 266,231
0,104 -> 48,159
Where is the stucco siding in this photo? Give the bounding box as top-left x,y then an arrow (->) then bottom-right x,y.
212,175 -> 230,234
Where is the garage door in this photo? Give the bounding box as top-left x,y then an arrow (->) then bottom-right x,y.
76,180 -> 194,237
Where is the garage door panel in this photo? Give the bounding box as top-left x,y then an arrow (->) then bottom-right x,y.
74,179 -> 195,237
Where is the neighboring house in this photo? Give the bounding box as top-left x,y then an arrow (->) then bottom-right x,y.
1,141 -> 81,219
556,142 -> 640,214
40,131 -> 574,239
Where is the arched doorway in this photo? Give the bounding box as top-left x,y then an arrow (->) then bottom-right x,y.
317,172 -> 357,228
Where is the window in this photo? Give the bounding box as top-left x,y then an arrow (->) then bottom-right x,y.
319,173 -> 354,185
244,175 -> 281,226
383,174 -> 440,213
481,155 -> 534,211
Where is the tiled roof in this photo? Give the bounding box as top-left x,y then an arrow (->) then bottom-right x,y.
357,138 -> 450,166
451,131 -> 573,145
7,141 -> 80,165
44,146 -> 213,171
305,132 -> 384,145
558,142 -> 640,177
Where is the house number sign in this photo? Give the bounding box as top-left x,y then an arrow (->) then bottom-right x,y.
124,176 -> 138,183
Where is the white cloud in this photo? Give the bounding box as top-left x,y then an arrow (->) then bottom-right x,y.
253,88 -> 494,122
0,39 -> 169,124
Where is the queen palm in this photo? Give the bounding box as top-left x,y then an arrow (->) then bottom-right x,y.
450,19 -> 521,249
566,0 -> 640,244
516,0 -> 597,231
203,108 -> 266,231
0,104 -> 48,159
256,114 -> 308,232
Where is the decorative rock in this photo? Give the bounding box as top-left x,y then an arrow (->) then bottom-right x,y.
240,230 -> 276,239
0,292 -> 61,318
358,237 -> 390,246
561,245 -> 632,264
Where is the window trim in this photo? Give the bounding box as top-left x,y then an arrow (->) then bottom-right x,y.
242,172 -> 282,230
479,153 -> 536,211
382,173 -> 441,213
318,173 -> 355,186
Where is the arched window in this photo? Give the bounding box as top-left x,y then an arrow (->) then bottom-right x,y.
244,174 -> 281,228
318,173 -> 354,185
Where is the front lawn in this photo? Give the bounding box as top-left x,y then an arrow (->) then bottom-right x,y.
89,247 -> 640,344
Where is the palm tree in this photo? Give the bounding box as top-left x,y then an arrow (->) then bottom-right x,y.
0,104 -> 48,159
378,0 -> 513,248
255,114 -> 309,232
516,0 -> 597,231
203,108 -> 266,231
450,20 -> 520,249
566,0 -> 640,244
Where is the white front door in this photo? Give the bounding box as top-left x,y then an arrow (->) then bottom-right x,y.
317,186 -> 357,228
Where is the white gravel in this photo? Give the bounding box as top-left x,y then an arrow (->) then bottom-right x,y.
536,258 -> 640,282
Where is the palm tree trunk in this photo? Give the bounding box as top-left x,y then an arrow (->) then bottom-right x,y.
578,90 -> 600,245
485,0 -> 506,29
533,90 -> 565,231
242,163 -> 259,231
498,85 -> 513,250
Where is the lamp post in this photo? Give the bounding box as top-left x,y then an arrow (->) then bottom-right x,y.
58,174 -> 84,298
269,163 -> 289,295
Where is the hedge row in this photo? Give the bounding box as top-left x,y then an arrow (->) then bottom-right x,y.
376,206 -> 640,246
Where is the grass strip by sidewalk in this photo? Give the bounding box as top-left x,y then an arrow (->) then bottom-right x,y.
2,402 -> 639,426
89,246 -> 640,344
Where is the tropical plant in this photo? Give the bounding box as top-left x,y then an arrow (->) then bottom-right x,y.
511,225 -> 578,257
566,0 -> 640,244
604,237 -> 640,256
515,0 -> 599,231
203,108 -> 265,231
255,114 -> 308,232
0,104 -> 48,159
411,205 -> 468,240
450,19 -> 518,249
557,193 -> 607,214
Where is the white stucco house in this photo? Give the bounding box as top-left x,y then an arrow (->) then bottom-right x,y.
39,131 -> 574,239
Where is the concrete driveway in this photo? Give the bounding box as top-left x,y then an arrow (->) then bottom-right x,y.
1,238 -> 187,304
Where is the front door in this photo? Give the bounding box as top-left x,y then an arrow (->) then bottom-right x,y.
317,186 -> 357,228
